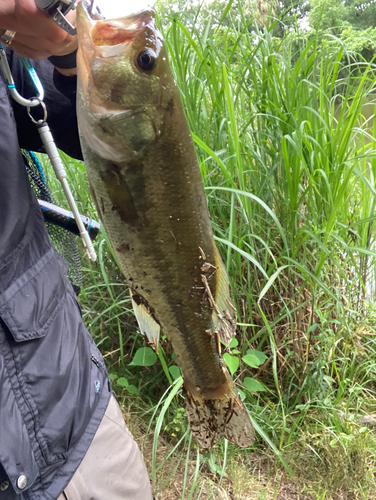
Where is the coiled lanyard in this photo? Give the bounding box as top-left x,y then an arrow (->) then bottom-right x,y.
0,47 -> 97,262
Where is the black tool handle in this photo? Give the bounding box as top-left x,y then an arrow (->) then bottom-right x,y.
38,199 -> 101,241
35,0 -> 73,13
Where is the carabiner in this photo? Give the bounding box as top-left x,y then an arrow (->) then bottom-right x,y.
0,47 -> 44,107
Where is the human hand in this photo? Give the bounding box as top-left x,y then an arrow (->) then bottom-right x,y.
0,0 -> 77,60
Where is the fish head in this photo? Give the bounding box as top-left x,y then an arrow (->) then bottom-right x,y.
76,1 -> 176,162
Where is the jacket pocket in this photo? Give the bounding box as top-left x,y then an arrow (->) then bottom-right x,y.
0,246 -> 67,341
0,247 -> 105,467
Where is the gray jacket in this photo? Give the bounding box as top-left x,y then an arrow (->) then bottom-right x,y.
0,51 -> 111,499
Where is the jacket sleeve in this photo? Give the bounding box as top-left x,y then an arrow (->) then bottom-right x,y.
7,50 -> 83,161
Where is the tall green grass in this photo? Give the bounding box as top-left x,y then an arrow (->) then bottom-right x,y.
41,6 -> 376,498
158,8 -> 376,496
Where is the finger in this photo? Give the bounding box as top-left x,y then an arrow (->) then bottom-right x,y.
11,31 -> 70,53
3,40 -> 48,60
3,31 -> 77,60
0,8 -> 68,43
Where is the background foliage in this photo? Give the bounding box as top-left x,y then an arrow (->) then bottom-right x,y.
43,0 -> 376,497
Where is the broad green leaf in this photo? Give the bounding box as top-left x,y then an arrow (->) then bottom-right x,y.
229,338 -> 239,349
247,349 -> 268,365
223,353 -> 239,375
243,377 -> 266,392
242,353 -> 261,368
116,377 -> 129,388
129,347 -> 157,367
169,365 -> 181,380
108,372 -> 118,381
127,385 -> 139,395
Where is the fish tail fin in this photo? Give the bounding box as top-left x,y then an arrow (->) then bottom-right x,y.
184,388 -> 255,448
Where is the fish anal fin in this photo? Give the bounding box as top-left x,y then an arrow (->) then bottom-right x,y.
130,291 -> 160,352
184,387 -> 255,449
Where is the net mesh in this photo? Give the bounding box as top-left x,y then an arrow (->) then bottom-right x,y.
22,150 -> 83,294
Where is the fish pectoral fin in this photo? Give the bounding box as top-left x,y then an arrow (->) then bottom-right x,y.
130,291 -> 160,351
96,112 -> 156,154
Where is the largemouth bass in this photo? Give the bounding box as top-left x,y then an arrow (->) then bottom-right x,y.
76,1 -> 255,448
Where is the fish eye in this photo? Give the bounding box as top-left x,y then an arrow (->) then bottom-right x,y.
136,50 -> 157,71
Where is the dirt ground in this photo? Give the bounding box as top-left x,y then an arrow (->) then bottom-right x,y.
121,404 -> 318,500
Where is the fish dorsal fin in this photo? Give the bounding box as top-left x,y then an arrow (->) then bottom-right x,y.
201,247 -> 236,346
130,291 -> 160,351
203,247 -> 237,346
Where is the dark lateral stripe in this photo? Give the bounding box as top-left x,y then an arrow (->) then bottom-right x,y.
100,164 -> 139,226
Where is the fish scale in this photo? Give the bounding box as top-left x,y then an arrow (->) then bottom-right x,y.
76,0 -> 255,448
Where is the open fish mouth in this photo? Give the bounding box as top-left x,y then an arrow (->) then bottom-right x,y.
90,14 -> 154,47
